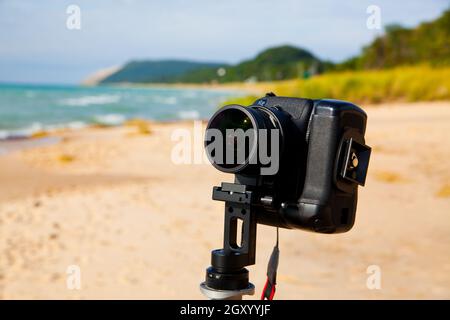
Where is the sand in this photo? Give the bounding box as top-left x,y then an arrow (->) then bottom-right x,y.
0,101 -> 449,299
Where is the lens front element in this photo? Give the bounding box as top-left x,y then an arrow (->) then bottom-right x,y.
205,105 -> 259,173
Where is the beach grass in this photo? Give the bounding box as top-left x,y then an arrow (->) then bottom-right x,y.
223,65 -> 450,106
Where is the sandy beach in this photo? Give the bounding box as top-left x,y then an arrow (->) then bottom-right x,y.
0,101 -> 449,299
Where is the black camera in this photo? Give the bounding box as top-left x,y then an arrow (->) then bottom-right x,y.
205,94 -> 371,233
201,94 -> 371,299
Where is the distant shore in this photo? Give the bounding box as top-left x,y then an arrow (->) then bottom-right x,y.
82,65 -> 450,106
82,81 -> 266,95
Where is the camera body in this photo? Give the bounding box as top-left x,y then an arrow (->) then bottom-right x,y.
205,94 -> 371,234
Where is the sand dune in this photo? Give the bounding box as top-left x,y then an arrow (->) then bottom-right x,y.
0,101 -> 449,299
81,66 -> 121,86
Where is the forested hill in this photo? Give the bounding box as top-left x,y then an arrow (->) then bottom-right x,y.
100,60 -> 225,84
94,10 -> 450,84
97,45 -> 325,84
339,9 -> 450,70
176,45 -> 328,83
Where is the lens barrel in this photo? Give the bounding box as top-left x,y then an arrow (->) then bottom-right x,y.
205,104 -> 280,174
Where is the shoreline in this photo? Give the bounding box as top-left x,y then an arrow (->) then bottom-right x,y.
0,136 -> 60,155
0,101 -> 450,156
81,81 -> 266,95
0,82 -> 251,143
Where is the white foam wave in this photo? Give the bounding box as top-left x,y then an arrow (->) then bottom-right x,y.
0,121 -> 90,140
177,110 -> 200,120
60,94 -> 121,107
0,122 -> 43,140
67,121 -> 88,130
154,96 -> 177,105
93,114 -> 126,126
0,114 -> 129,140
25,91 -> 37,98
0,131 -> 9,140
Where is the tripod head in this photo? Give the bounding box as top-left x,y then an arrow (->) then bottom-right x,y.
200,182 -> 257,299
200,94 -> 371,299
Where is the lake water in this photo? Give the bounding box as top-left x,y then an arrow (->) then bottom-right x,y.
0,83 -> 242,139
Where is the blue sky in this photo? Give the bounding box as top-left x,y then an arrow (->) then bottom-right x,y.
0,0 -> 448,84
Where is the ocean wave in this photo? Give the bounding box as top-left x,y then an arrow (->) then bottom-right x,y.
0,131 -> 10,140
0,121 -> 88,140
0,114 -> 128,140
93,114 -> 126,126
182,91 -> 199,98
177,110 -> 200,120
59,94 -> 121,107
153,96 -> 177,105
0,122 -> 43,140
43,121 -> 88,131
25,91 -> 37,98
66,121 -> 88,130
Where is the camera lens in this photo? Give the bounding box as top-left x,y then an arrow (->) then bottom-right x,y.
205,105 -> 260,173
205,104 -> 281,174
213,109 -> 253,132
